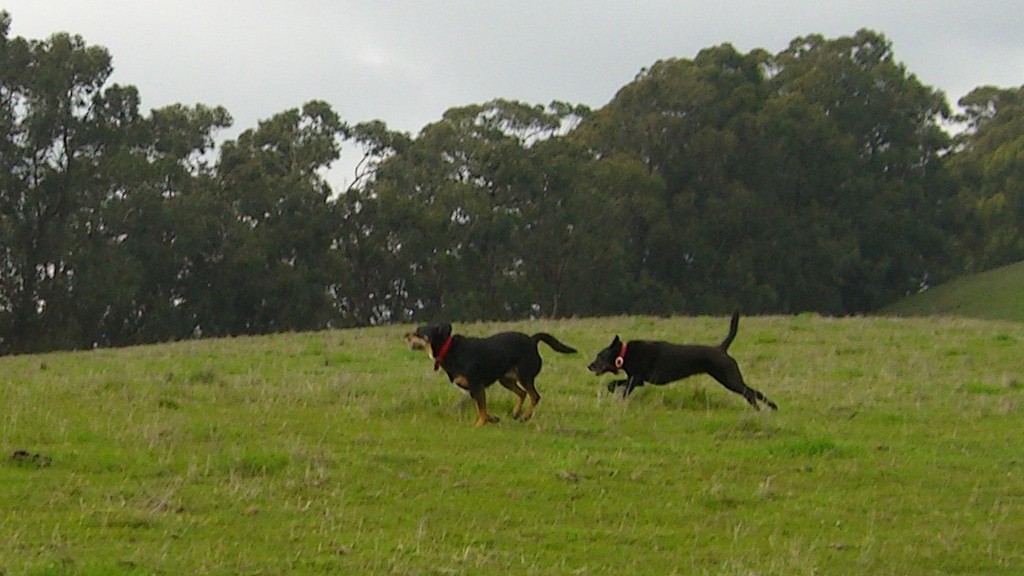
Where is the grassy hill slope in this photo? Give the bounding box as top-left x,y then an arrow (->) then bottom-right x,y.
879,260 -> 1024,322
2,315 -> 1022,574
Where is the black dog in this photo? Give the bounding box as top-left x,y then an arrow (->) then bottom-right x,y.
407,324 -> 577,427
588,311 -> 777,410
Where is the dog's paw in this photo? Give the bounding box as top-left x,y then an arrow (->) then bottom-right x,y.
474,414 -> 500,427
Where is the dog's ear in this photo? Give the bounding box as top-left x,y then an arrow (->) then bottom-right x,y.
438,323 -> 452,340
610,335 -> 621,348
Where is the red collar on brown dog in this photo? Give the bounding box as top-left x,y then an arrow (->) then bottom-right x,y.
434,335 -> 453,371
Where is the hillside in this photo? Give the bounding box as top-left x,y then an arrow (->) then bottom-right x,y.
879,260 -> 1024,322
2,314 -> 1022,573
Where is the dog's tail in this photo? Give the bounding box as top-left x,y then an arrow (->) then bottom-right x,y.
718,310 -> 740,351
532,333 -> 577,354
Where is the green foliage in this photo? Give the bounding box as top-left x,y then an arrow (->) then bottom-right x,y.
2,315 -> 1023,573
571,30 -> 955,315
952,85 -> 1024,269
1,15 -> 348,352
2,14 -> 1022,354
210,100 -> 345,334
355,99 -> 599,322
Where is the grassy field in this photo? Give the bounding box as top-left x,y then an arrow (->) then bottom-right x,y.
1,314 -> 1022,575
880,260 -> 1024,322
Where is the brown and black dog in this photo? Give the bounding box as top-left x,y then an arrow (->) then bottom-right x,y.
588,311 -> 777,410
407,323 -> 576,427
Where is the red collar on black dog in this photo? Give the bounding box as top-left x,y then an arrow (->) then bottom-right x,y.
434,335 -> 453,371
615,342 -> 627,370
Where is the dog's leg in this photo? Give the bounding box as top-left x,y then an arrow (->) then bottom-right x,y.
498,375 -> 526,419
622,376 -> 645,398
740,387 -> 778,411
517,377 -> 541,421
751,388 -> 778,410
711,362 -> 778,411
469,387 -> 499,427
711,367 -> 759,410
607,378 -> 627,393
450,374 -> 475,410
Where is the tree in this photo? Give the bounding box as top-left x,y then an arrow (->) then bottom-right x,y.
574,44 -> 780,313
0,17 -> 987,352
0,21 -> 119,352
573,30 -> 956,315
104,102 -> 232,344
771,30 -> 955,310
358,99 -> 591,322
0,12 -> 29,351
519,139 -> 660,317
951,85 -> 1024,269
318,119 -> 415,326
206,100 -> 345,335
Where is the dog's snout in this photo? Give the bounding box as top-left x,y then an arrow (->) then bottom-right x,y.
406,332 -> 428,351
588,358 -> 614,375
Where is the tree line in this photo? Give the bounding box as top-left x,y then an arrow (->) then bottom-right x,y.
2,15 -> 1022,354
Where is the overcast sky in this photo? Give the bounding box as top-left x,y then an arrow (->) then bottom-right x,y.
4,1 -> 1023,187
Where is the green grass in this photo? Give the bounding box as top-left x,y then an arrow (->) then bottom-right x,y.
2,315 -> 1023,574
880,260 -> 1024,321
